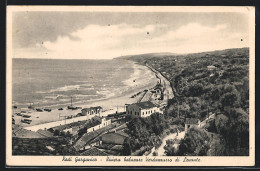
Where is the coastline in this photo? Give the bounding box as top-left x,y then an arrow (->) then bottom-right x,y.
13,61 -> 159,127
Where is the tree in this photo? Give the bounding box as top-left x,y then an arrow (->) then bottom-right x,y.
47,128 -> 54,133
215,109 -> 249,156
164,139 -> 177,156
219,90 -> 241,112
53,129 -> 60,136
122,138 -> 131,155
65,131 -> 72,138
60,131 -> 65,136
178,128 -> 210,156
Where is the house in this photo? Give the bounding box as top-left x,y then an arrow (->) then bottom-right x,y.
207,65 -> 216,71
152,83 -> 164,100
81,106 -> 102,116
62,127 -> 80,136
73,122 -> 115,151
87,117 -> 111,133
126,101 -> 159,117
185,118 -> 201,133
101,132 -> 127,145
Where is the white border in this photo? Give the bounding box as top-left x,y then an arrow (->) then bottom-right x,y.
6,6 -> 255,166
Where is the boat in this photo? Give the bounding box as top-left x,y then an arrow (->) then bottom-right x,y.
44,108 -> 52,112
36,108 -> 43,112
67,106 -> 78,110
28,105 -> 34,109
69,106 -> 82,110
67,96 -> 78,110
12,118 -> 15,124
23,114 -> 31,118
21,119 -> 32,124
58,108 -> 63,110
28,102 -> 34,109
16,113 -> 22,116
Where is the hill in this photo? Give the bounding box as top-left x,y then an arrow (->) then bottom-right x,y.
115,52 -> 176,61
119,47 -> 250,156
114,48 -> 249,63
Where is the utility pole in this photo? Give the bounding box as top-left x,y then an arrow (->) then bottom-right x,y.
207,105 -> 209,119
177,100 -> 180,118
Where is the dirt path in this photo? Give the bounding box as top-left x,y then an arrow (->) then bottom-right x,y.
148,131 -> 185,156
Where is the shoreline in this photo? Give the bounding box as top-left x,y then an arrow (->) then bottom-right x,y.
13,61 -> 159,127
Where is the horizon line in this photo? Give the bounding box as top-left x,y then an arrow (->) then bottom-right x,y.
12,47 -> 249,60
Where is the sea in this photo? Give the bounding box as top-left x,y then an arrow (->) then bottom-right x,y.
12,58 -> 137,109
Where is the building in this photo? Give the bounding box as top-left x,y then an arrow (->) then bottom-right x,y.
87,117 -> 111,133
81,106 -> 102,116
207,65 -> 216,71
62,127 -> 80,136
151,83 -> 164,100
185,118 -> 201,133
126,101 -> 159,117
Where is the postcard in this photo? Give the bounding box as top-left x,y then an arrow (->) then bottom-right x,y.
6,6 -> 255,166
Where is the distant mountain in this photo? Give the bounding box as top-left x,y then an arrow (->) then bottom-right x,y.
114,47 -> 249,62
179,47 -> 249,58
114,52 -> 177,60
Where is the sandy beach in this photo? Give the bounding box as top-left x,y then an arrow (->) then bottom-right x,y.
13,61 -> 159,127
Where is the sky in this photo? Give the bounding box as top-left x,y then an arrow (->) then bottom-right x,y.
12,11 -> 250,59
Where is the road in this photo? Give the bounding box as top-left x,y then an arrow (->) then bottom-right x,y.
148,131 -> 185,156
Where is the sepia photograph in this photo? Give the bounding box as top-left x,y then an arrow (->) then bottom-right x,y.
6,6 -> 255,166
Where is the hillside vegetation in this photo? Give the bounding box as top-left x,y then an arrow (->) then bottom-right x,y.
121,47 -> 249,156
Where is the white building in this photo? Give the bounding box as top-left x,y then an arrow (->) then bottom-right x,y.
87,117 -> 111,133
126,101 -> 159,118
81,106 -> 102,116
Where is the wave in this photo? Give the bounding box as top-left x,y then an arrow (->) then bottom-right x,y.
36,84 -> 95,94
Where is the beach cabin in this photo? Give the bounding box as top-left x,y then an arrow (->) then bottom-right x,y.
81,106 -> 103,116
126,101 -> 159,118
185,118 -> 201,133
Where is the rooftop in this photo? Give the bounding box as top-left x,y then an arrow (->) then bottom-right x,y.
37,129 -> 53,137
13,126 -> 45,138
82,106 -> 102,112
132,101 -> 157,109
80,147 -> 108,156
73,123 -> 116,151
